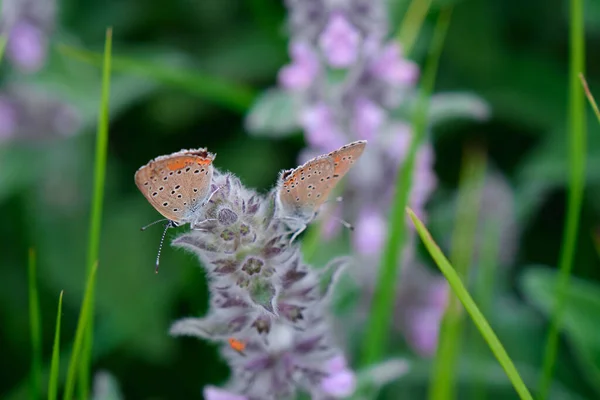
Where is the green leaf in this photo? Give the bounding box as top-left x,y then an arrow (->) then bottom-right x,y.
398,356 -> 585,400
521,267 -> 600,395
428,92 -> 491,126
245,89 -> 302,137
56,42 -> 255,114
355,358 -> 410,393
48,291 -> 64,400
91,371 -> 124,400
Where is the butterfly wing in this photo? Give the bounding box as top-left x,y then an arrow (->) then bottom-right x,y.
135,149 -> 214,224
276,156 -> 336,221
327,140 -> 367,185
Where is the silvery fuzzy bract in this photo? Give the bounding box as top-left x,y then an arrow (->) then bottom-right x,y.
170,170 -> 355,398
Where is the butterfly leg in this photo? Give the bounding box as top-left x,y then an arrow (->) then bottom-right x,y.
202,185 -> 224,206
191,218 -> 218,230
288,221 -> 307,244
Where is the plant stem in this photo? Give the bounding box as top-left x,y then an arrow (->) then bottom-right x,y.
538,0 -> 586,396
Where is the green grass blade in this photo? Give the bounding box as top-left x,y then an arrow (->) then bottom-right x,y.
429,146 -> 487,400
56,43 -> 255,113
397,0 -> 433,56
78,27 -> 113,400
361,7 -> 452,367
28,248 -> 42,400
472,221 -> 502,400
63,262 -> 99,400
579,74 -> 600,125
48,291 -> 64,400
407,208 -> 534,400
538,0 -> 586,396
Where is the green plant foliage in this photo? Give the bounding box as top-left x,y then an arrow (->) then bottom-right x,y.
2,0 -> 600,398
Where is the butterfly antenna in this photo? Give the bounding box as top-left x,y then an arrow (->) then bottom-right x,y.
140,218 -> 168,231
324,196 -> 344,205
330,215 -> 354,231
154,222 -> 172,274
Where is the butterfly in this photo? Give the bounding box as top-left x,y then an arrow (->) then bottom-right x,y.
135,148 -> 216,225
275,140 -> 367,241
135,148 -> 216,271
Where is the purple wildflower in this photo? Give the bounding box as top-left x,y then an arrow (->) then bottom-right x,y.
1,0 -> 56,73
320,202 -> 343,241
318,12 -> 361,68
320,356 -> 356,397
383,123 -> 412,163
395,264 -> 449,357
204,386 -> 248,400
167,170 -> 355,399
369,43 -> 419,86
352,97 -> 386,141
6,19 -> 46,72
0,96 -> 17,141
0,86 -> 81,142
353,207 -> 386,256
278,41 -> 320,90
277,0 -> 442,358
301,103 -> 346,150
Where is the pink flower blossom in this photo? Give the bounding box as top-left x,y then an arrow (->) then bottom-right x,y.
7,20 -> 47,73
353,208 -> 387,255
278,42 -> 320,90
319,13 -> 361,68
353,97 -> 386,140
369,43 -> 419,86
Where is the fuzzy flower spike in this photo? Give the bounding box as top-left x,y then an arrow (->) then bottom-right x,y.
135,143 -> 365,399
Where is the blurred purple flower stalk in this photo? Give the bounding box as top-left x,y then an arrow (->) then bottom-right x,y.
170,172 -> 361,399
1,0 -> 55,73
277,0 -> 447,357
0,85 -> 80,143
0,1 -> 82,144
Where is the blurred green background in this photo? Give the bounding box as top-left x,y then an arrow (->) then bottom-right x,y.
2,0 -> 600,398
